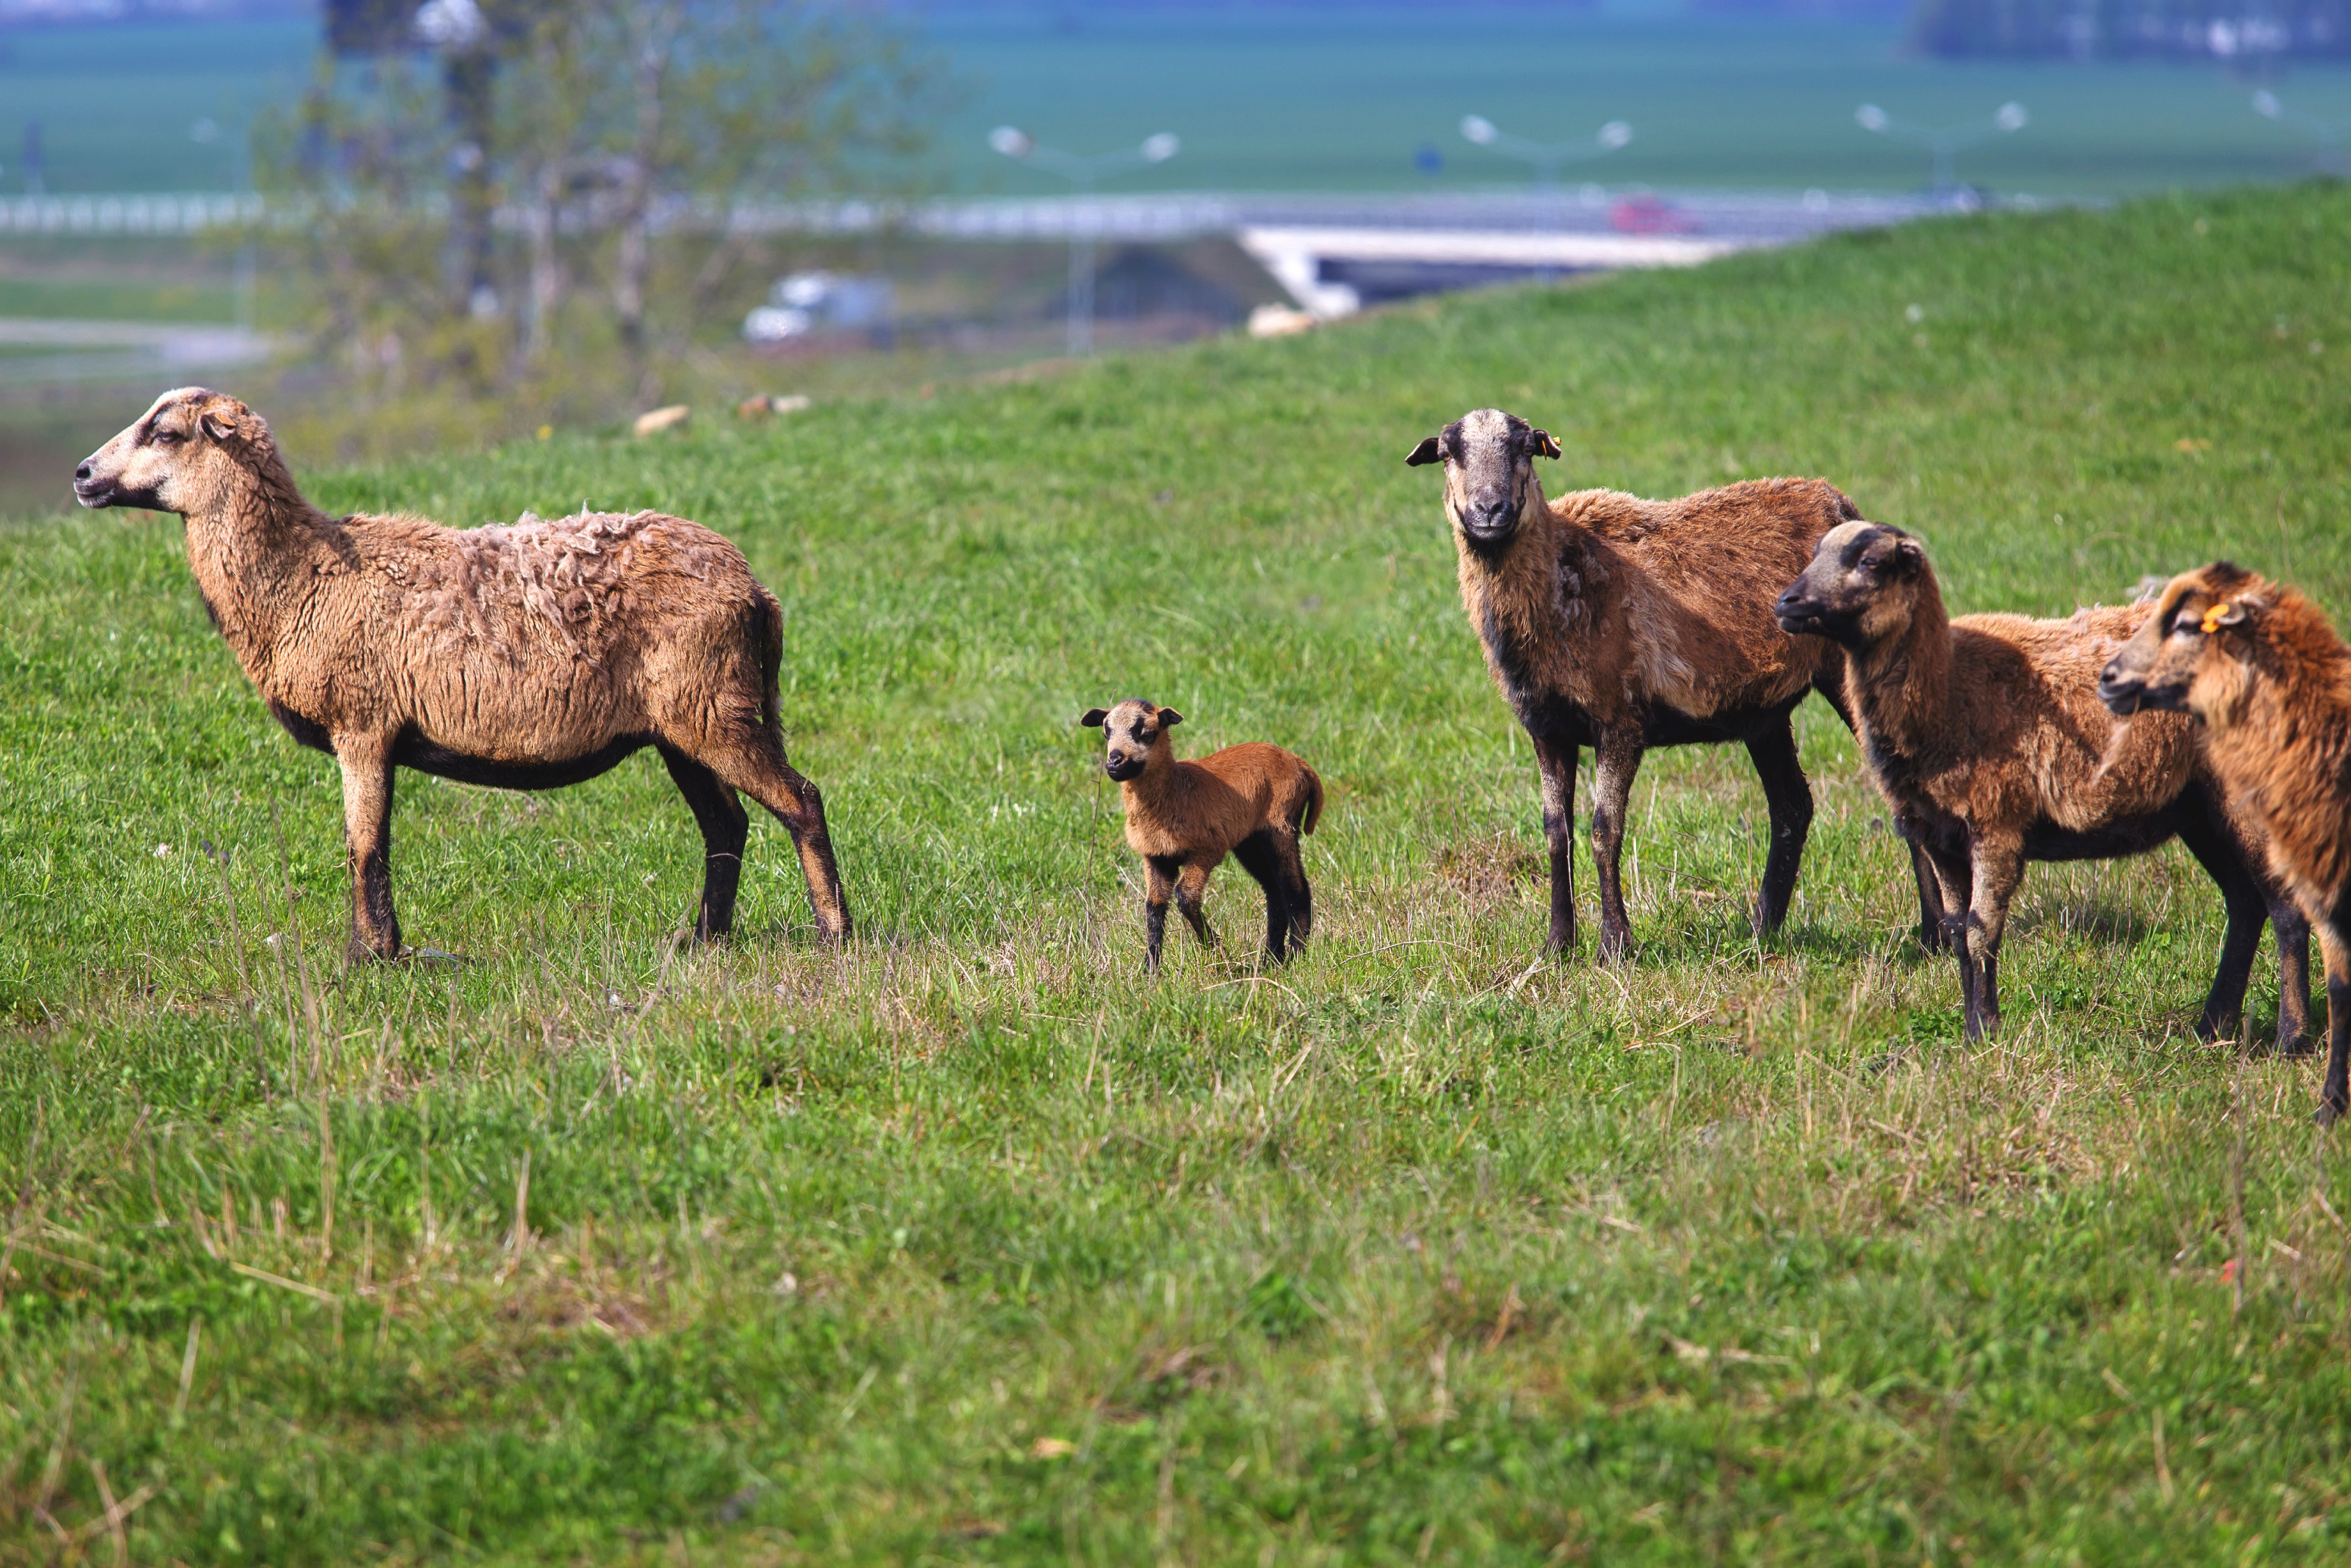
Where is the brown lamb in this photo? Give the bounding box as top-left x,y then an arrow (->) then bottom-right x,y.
1779,523 -> 2309,1046
73,387 -> 851,961
1407,406 -> 1941,959
1079,699 -> 1323,972
2100,563 -> 2351,1122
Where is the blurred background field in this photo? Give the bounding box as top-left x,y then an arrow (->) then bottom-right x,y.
5,2 -> 2351,510
5,2 -> 2351,514
8,9 -> 2351,197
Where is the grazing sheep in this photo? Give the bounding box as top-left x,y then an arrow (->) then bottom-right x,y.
74,387 -> 852,960
1778,524 -> 2309,1046
1407,406 -> 1929,959
1079,700 -> 1322,971
2100,563 -> 2351,1122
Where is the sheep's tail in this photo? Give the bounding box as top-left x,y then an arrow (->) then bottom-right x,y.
1297,766 -> 1324,836
754,588 -> 785,740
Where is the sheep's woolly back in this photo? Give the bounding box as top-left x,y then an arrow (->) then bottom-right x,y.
378,509 -> 740,666
1846,583 -> 2197,839
1461,477 -> 1856,732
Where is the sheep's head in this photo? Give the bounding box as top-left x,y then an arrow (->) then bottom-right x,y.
1079,699 -> 1181,783
1405,408 -> 1560,555
1774,522 -> 1929,650
2099,562 -> 2265,726
74,387 -> 269,516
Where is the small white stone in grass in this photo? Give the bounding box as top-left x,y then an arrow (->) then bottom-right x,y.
772,1271 -> 798,1296
1905,303 -> 1925,325
155,842 -> 172,858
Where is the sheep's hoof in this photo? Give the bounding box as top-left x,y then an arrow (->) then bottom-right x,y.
2317,1099 -> 2346,1130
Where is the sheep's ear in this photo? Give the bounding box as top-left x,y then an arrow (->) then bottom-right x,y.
1890,538 -> 1926,577
1405,436 -> 1444,466
2201,599 -> 2247,633
1078,708 -> 1108,728
1156,708 -> 1183,728
1529,428 -> 1562,459
199,408 -> 240,442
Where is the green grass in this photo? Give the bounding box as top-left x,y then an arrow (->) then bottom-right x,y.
5,183 -> 2351,1564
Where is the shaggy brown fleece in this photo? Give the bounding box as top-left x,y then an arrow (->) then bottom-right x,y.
2102,562 -> 2351,1121
1779,522 -> 2307,1048
1080,699 -> 1322,971
74,387 -> 851,960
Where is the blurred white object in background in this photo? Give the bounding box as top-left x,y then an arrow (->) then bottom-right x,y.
1247,304 -> 1316,338
743,272 -> 895,343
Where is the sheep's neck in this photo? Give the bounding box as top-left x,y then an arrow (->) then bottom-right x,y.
2207,604 -> 2351,892
1121,739 -> 1190,819
180,444 -> 340,688
1848,580 -> 1955,768
1458,477 -> 1571,654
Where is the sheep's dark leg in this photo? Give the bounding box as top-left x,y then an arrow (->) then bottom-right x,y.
1530,733 -> 1578,954
1144,855 -> 1178,974
1904,835 -> 1951,955
2270,898 -> 2315,1057
1744,717 -> 1813,939
2175,801 -> 2272,1048
705,729 -> 852,942
1176,857 -> 1221,952
660,745 -> 748,942
1280,831 -> 1313,949
1963,832 -> 2024,1042
1232,832 -> 1290,961
1818,661 -> 1945,952
1590,730 -> 1642,963
1920,841 -> 1973,1041
334,733 -> 403,964
2315,920 -> 2349,1126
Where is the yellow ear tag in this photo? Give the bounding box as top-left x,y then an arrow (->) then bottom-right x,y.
2200,602 -> 2233,635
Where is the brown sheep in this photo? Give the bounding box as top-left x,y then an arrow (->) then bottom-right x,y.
1406,406 -> 1939,960
2099,563 -> 2351,1122
1078,699 -> 1322,972
73,387 -> 851,961
1778,523 -> 2309,1046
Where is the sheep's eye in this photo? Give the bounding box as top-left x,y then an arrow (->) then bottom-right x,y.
151,430 -> 179,445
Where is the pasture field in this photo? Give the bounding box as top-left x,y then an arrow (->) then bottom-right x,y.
9,10 -> 2351,199
5,184 -> 2351,1564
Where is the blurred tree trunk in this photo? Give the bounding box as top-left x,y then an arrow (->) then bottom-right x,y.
613,0 -> 682,360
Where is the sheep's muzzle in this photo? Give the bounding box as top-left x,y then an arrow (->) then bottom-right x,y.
2096,658 -> 2183,717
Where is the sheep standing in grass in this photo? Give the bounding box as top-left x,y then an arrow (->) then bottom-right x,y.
74,387 -> 852,959
1406,407 -> 1929,959
1080,700 -> 1321,971
2101,563 -> 2351,1122
1778,524 -> 2309,1046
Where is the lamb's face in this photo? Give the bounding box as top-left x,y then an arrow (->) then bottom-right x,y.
2099,565 -> 2260,724
1078,699 -> 1180,783
1404,408 -> 1560,554
74,387 -> 259,516
1774,522 -> 1929,651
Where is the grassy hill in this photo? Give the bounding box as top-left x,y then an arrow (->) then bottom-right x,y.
3,184 -> 2350,1563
